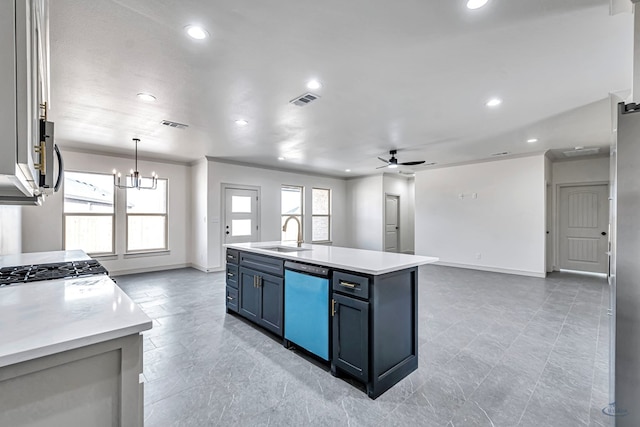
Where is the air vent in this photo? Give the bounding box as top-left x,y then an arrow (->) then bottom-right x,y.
562,148 -> 600,158
161,120 -> 189,130
491,151 -> 510,157
290,92 -> 320,107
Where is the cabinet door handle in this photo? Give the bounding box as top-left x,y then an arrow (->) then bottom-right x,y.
258,276 -> 262,288
227,296 -> 234,301
227,254 -> 234,260
227,272 -> 234,278
253,276 -> 257,288
339,280 -> 357,289
331,299 -> 336,317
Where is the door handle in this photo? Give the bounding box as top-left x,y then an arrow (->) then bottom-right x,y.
601,232 -> 607,236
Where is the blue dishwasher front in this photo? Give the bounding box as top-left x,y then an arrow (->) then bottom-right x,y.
284,265 -> 329,361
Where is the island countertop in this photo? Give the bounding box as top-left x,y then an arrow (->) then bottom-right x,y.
224,241 -> 438,275
0,250 -> 91,268
0,274 -> 152,368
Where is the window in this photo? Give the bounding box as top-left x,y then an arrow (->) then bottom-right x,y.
281,185 -> 303,242
63,171 -> 115,255
126,179 -> 168,252
312,188 -> 331,242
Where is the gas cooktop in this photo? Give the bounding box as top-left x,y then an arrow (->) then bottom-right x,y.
0,260 -> 109,286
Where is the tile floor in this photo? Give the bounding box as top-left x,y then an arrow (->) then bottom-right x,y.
115,265 -> 613,427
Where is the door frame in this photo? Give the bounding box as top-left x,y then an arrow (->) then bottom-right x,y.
553,181 -> 609,272
221,183 -> 261,247
384,193 -> 400,253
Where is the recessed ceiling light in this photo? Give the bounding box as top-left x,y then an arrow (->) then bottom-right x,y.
467,0 -> 489,10
527,138 -> 538,143
345,169 -> 351,172
486,98 -> 502,107
388,164 -> 398,169
185,25 -> 209,40
136,93 -> 156,102
575,146 -> 584,150
278,157 -> 285,161
235,119 -> 248,126
306,79 -> 322,90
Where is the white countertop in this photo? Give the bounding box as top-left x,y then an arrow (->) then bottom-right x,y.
0,275 -> 152,368
0,250 -> 90,268
225,242 -> 438,275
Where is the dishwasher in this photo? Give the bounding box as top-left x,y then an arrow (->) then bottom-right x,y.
284,261 -> 330,361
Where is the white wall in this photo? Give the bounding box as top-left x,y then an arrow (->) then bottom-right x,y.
21,149 -> 191,275
550,156 -> 610,270
346,175 -> 384,251
415,155 -> 547,277
205,160 -> 349,270
383,174 -> 415,254
0,206 -> 21,255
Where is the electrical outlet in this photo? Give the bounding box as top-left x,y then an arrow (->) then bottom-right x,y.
459,193 -> 464,200
472,193 -> 478,199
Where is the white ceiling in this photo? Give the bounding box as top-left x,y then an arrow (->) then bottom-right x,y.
49,0 -> 633,177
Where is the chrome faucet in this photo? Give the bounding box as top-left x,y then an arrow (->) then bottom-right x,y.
282,215 -> 303,247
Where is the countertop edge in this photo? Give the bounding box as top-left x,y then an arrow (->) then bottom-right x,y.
0,320 -> 152,369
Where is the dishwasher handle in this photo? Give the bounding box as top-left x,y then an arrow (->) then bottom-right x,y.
284,261 -> 330,278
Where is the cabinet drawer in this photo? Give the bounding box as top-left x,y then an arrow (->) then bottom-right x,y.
333,271 -> 370,299
226,265 -> 239,288
226,249 -> 239,265
240,253 -> 284,276
226,286 -> 239,312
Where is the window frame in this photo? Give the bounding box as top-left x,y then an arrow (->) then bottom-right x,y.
311,187 -> 331,243
125,178 -> 169,254
281,185 -> 304,242
62,170 -> 116,256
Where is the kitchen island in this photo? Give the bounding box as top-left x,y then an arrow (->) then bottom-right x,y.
0,251 -> 152,427
224,241 -> 437,399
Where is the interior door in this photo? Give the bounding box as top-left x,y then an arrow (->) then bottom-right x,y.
559,184 -> 609,273
384,195 -> 399,253
224,187 -> 259,244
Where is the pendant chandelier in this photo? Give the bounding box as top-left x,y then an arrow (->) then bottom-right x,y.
113,138 -> 158,190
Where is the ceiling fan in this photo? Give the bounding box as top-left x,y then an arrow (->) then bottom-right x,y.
377,150 -> 426,169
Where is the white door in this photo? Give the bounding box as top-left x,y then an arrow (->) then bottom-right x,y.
559,184 -> 609,273
385,195 -> 399,252
224,187 -> 259,244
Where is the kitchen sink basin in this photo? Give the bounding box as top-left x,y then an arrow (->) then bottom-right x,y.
260,246 -> 311,253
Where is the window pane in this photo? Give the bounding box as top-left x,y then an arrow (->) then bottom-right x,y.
127,180 -> 167,213
127,216 -> 166,251
232,219 -> 252,236
64,172 -> 114,213
312,216 -> 329,241
312,188 -> 329,215
65,216 -> 113,254
282,215 -> 302,241
232,195 -> 252,213
281,186 -> 302,215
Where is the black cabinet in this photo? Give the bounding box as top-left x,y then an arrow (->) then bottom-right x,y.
225,249 -> 284,337
332,292 -> 369,381
331,268 -> 418,399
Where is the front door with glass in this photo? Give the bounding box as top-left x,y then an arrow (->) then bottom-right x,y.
224,187 -> 259,244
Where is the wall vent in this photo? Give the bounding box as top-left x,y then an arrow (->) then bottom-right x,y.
562,148 -> 600,158
290,92 -> 320,107
161,120 -> 189,129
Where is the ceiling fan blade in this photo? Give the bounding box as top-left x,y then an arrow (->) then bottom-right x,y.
376,164 -> 389,169
377,157 -> 389,163
399,160 -> 426,166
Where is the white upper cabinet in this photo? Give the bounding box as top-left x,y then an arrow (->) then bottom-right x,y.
0,0 -> 50,201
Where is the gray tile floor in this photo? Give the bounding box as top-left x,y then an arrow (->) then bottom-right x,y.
115,265 -> 613,427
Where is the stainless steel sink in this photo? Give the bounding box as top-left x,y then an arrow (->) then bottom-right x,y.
260,246 -> 311,253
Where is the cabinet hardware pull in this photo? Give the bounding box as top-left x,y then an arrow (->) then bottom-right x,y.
331,299 -> 336,317
227,255 -> 233,259
227,296 -> 234,301
339,281 -> 357,289
258,276 -> 262,287
253,276 -> 257,288
227,272 -> 234,278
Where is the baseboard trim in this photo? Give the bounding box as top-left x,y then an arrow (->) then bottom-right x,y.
190,263 -> 224,273
109,263 -> 190,277
433,261 -> 546,278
